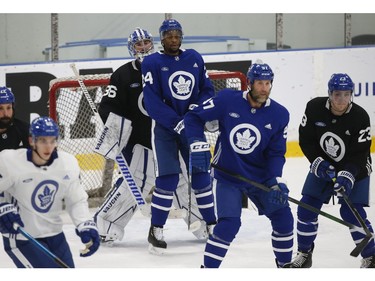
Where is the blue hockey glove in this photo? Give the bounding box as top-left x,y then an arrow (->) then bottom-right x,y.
333,170 -> 355,198
189,138 -> 211,173
310,157 -> 336,181
76,220 -> 100,257
0,203 -> 24,234
265,177 -> 289,206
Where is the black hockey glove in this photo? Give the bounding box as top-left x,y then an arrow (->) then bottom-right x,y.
0,203 -> 24,234
310,157 -> 336,181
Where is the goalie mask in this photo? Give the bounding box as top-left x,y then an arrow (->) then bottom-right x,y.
127,27 -> 154,63
0,86 -> 16,129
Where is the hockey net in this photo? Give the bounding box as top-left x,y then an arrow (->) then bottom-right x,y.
49,70 -> 247,205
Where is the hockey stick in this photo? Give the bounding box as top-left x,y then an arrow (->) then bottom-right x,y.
341,192 -> 373,257
70,64 -> 147,213
187,152 -> 193,230
211,164 -> 371,247
13,223 -> 70,268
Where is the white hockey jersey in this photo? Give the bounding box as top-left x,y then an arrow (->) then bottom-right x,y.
0,148 -> 92,239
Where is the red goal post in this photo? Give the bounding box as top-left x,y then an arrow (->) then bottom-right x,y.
49,70 -> 247,204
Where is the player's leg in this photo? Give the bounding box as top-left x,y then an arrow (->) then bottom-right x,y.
339,177 -> 375,268
202,180 -> 242,268
3,232 -> 74,268
284,173 -> 331,268
148,125 -> 181,254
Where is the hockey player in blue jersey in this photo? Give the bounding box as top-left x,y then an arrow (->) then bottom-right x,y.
141,18 -> 217,254
184,62 -> 294,268
284,73 -> 375,268
0,116 -> 100,268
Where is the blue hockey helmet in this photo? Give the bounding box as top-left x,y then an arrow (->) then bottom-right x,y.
127,27 -> 154,62
159,19 -> 183,41
0,86 -> 15,104
30,116 -> 59,139
246,63 -> 274,84
328,73 -> 354,94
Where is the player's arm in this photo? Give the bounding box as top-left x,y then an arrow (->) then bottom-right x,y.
340,110 -> 372,177
99,73 -> 127,123
196,53 -> 215,104
184,90 -> 225,141
142,59 -> 182,132
265,107 -> 289,177
298,101 -> 322,162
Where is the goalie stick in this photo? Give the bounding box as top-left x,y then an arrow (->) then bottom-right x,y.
211,164 -> 373,257
13,223 -> 70,268
70,63 -> 147,213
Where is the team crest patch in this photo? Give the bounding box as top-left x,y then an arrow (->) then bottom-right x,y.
229,124 -> 261,154
319,132 -> 345,162
31,180 -> 59,213
169,71 -> 195,100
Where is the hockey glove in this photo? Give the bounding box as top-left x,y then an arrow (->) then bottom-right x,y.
0,203 -> 24,234
265,177 -> 289,206
333,170 -> 355,198
310,157 -> 336,181
189,138 -> 211,173
76,220 -> 100,257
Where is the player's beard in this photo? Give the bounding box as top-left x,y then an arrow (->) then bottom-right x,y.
249,89 -> 269,105
0,117 -> 13,129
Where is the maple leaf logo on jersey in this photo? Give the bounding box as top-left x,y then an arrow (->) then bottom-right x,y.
173,75 -> 191,95
325,137 -> 339,157
230,124 -> 261,154
235,129 -> 256,149
38,186 -> 55,208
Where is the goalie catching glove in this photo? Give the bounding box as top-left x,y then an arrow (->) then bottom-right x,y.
265,177 -> 289,206
189,138 -> 211,173
0,203 -> 24,234
76,220 -> 100,257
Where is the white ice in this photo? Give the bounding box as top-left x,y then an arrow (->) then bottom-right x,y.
1,156 -> 374,279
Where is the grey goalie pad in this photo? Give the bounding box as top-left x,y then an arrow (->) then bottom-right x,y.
94,177 -> 138,243
94,144 -> 155,243
174,171 -> 209,240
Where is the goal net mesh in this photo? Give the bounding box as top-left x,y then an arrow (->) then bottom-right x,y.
49,71 -> 246,205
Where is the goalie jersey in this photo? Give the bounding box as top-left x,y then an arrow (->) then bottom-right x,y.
0,148 -> 92,239
184,89 -> 289,185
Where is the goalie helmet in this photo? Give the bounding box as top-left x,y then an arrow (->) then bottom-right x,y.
127,27 -> 154,63
30,116 -> 59,140
0,86 -> 15,105
328,73 -> 354,94
246,63 -> 274,84
159,19 -> 183,41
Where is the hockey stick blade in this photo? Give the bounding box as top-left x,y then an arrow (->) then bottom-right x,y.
350,235 -> 372,257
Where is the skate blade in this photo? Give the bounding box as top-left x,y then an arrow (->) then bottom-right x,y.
148,244 -> 166,255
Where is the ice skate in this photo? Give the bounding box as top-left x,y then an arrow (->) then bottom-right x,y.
148,225 -> 167,255
361,255 -> 375,268
283,244 -> 314,268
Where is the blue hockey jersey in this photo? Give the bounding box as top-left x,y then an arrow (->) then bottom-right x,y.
141,49 -> 214,132
184,89 -> 290,186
